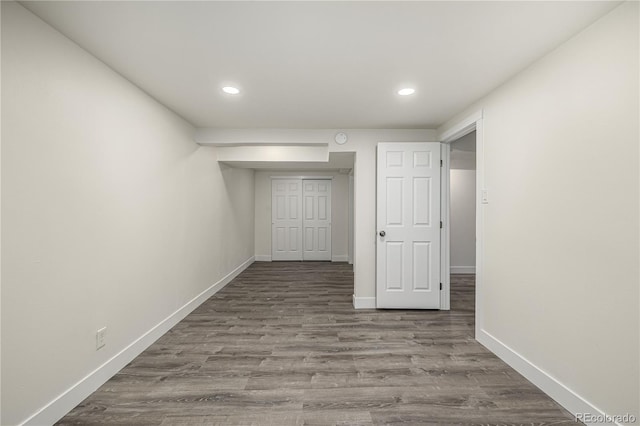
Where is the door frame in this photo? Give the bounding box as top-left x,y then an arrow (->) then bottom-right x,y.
438,110 -> 484,334
348,172 -> 354,267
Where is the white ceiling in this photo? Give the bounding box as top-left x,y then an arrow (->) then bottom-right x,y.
22,1 -> 619,129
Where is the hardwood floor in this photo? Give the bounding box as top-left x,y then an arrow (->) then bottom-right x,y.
57,262 -> 578,425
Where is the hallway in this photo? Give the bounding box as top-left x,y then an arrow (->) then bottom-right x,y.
58,262 -> 576,425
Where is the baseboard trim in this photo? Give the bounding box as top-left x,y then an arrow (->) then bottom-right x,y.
477,329 -> 614,426
257,255 -> 348,262
451,266 -> 475,274
352,295 -> 376,309
22,256 -> 255,426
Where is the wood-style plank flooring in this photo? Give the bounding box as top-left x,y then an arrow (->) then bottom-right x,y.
57,262 -> 578,425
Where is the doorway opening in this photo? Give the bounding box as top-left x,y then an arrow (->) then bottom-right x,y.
450,131 -> 477,275
439,110 -> 484,336
253,170 -> 352,263
449,132 -> 477,313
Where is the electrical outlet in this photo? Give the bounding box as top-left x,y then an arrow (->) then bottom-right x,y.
96,327 -> 107,350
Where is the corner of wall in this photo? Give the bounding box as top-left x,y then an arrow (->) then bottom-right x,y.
22,256 -> 255,426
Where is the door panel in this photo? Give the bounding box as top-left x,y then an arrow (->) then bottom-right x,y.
412,242 -> 431,290
318,228 -> 328,251
377,143 -> 441,309
385,242 -> 403,290
413,177 -> 431,225
272,179 -> 303,260
386,178 -> 404,225
302,180 -> 332,261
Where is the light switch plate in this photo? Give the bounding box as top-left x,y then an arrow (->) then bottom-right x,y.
481,190 -> 489,204
96,327 -> 107,350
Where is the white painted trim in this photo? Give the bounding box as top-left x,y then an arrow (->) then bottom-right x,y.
270,176 -> 333,180
21,256 -> 255,426
255,255 -> 272,262
352,295 -> 376,309
477,329 -> 615,426
475,118 -> 485,339
451,266 -> 476,274
195,128 -> 335,145
348,174 -> 354,266
331,255 -> 348,262
438,110 -> 483,143
440,143 -> 451,310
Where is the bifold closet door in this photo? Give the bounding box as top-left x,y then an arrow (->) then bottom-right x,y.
271,179 -> 303,261
302,180 -> 332,261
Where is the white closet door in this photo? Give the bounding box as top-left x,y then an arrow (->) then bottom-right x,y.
302,180 -> 332,261
271,179 -> 303,261
376,143 -> 441,309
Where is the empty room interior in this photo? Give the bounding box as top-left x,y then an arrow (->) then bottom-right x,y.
1,1 -> 639,425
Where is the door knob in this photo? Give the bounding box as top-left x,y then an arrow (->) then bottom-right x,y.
379,230 -> 386,237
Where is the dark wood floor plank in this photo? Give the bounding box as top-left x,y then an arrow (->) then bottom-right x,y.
56,262 -> 579,425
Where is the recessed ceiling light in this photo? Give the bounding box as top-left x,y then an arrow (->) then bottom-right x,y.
222,86 -> 240,95
398,88 -> 415,96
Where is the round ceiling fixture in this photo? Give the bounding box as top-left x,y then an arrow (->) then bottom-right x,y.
398,88 -> 415,96
222,86 -> 240,95
334,132 -> 348,145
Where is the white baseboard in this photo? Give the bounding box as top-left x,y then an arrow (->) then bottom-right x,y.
451,266 -> 475,274
477,328 -> 615,426
352,295 -> 376,309
22,256 -> 255,426
256,254 -> 348,262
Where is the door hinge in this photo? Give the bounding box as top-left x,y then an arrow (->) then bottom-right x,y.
440,221 -> 443,229
440,159 -> 443,167
440,282 -> 443,290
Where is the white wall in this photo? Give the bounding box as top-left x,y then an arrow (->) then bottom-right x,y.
0,2 -> 3,421
450,169 -> 476,273
439,2 -> 638,422
254,170 -> 349,261
308,131 -> 440,303
1,3 -> 255,425
450,131 -> 476,171
199,129 -> 439,301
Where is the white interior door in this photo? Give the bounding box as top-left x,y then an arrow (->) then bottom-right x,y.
303,180 -> 332,261
376,143 -> 442,309
272,179 -> 303,261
